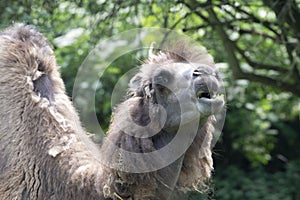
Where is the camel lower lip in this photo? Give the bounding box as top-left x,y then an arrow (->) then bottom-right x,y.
197,96 -> 225,116
198,95 -> 224,105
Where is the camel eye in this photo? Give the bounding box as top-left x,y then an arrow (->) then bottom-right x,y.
193,69 -> 203,77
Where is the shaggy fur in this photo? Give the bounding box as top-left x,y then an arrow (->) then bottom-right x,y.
0,24 -> 224,200
0,24 -> 106,200
100,40 -> 222,199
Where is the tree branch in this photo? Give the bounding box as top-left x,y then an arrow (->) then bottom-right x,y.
262,0 -> 300,81
167,0 -> 300,96
235,46 -> 289,73
191,0 -> 300,97
204,3 -> 243,78
232,3 -> 281,38
238,29 -> 279,41
237,72 -> 300,97
263,0 -> 300,38
159,12 -> 192,47
182,24 -> 209,32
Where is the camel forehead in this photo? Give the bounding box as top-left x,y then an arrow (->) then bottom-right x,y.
160,62 -> 213,78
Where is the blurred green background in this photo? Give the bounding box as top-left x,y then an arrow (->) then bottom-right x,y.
1,0 -> 300,199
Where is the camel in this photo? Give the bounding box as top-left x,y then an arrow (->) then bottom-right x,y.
0,24 -> 224,199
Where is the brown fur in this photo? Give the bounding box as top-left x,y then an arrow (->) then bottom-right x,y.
0,24 -> 106,200
0,24 -> 223,200
101,41 -> 219,199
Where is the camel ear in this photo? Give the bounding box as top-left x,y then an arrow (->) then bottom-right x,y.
129,74 -> 143,96
129,74 -> 142,90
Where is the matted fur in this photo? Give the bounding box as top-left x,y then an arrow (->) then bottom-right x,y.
0,24 -> 222,200
0,24 -> 106,200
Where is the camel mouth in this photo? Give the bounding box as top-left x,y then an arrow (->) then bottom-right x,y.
175,93 -> 224,126
196,93 -> 225,116
196,91 -> 213,99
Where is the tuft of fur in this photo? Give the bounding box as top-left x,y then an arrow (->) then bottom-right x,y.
145,40 -> 215,67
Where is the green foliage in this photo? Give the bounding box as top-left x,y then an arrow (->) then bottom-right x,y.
213,160 -> 300,200
1,0 -> 300,199
95,51 -> 142,129
224,79 -> 276,166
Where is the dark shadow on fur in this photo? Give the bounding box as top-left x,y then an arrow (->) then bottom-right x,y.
33,74 -> 54,103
